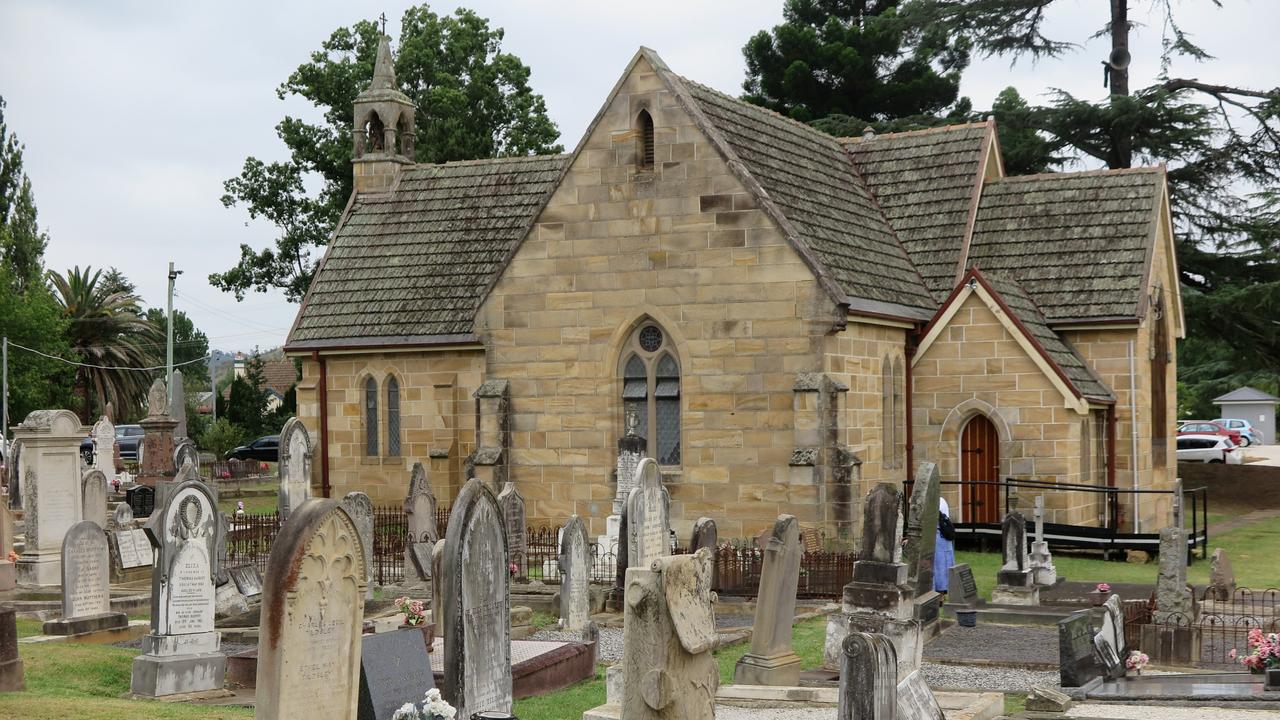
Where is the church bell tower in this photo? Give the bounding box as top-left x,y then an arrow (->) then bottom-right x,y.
352,33 -> 416,194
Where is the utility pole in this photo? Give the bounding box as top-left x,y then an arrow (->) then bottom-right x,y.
1,336 -> 7,445
211,364 -> 217,425
166,262 -> 183,401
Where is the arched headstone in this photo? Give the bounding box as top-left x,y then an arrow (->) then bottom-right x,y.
497,481 -> 526,576
91,415 -> 117,488
341,492 -> 374,598
404,462 -> 438,581
42,520 -> 127,636
81,469 -> 108,529
277,417 -> 312,521
558,514 -> 591,633
625,458 -> 669,569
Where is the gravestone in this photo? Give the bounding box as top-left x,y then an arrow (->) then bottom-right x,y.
690,516 -> 718,589
559,514 -> 592,635
42,520 -> 128,635
81,468 -> 108,528
137,379 -> 178,487
902,462 -> 942,625
625,458 -> 670,569
1059,611 -> 1104,688
0,507 -> 14,590
127,485 -> 156,519
342,492 -> 375,600
173,440 -> 200,475
992,511 -> 1038,606
1209,548 -> 1236,601
215,513 -> 230,585
441,477 -> 512,718
110,501 -> 134,531
736,514 -> 803,686
358,629 -> 435,720
5,438 -> 21,509
131,465 -> 226,697
403,461 -> 438,582
839,632 -> 896,720
948,564 -> 979,608
620,548 -> 717,720
897,669 -> 944,720
825,483 -> 920,680
91,414 -> 117,488
1093,594 -> 1126,680
113,528 -> 154,571
277,417 -> 312,521
1029,496 -> 1058,587
1154,527 -> 1192,623
604,413 -> 646,557
430,538 -> 445,624
255,499 -> 367,720
13,409 -> 87,586
0,608 -> 22,691
229,565 -> 262,598
497,481 -> 527,576
170,369 -> 188,440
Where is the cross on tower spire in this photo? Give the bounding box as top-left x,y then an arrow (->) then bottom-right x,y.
378,12 -> 387,35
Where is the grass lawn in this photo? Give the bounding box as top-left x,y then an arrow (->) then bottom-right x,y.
217,493 -> 277,515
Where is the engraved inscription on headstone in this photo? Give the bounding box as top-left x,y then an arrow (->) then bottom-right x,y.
115,529 -> 153,569
626,458 -> 670,569
278,417 -> 312,521
559,514 -> 591,633
63,522 -> 111,618
229,565 -> 262,598
358,629 -> 435,720
897,670 -> 944,720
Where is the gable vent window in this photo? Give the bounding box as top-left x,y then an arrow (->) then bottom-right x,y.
637,110 -> 655,170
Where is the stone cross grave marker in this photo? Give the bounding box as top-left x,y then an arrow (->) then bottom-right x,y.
254,499 -> 367,720
838,631 -> 897,720
91,414 -> 117,488
625,458 -> 670,569
559,514 -> 592,634
620,548 -> 717,720
357,628 -> 435,720
82,469 -> 108,528
497,481 -> 526,576
14,409 -> 86,587
902,461 -> 940,595
342,492 -> 375,599
441,477 -> 512,718
1029,496 -> 1058,587
404,461 -> 438,582
1059,610 -> 1103,688
735,514 -> 804,686
132,464 -> 226,697
277,417 -> 312,521
1154,527 -> 1192,623
42,520 -> 127,636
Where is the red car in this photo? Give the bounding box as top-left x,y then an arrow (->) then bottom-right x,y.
1178,421 -> 1243,447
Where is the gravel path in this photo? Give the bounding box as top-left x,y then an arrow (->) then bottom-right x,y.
924,623 -> 1058,666
714,706 -> 829,720
1069,705 -> 1280,719
921,662 -> 1060,693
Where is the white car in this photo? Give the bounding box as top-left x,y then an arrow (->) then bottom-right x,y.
1176,434 -> 1242,464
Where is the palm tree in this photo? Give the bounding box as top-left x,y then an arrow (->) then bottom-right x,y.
48,266 -> 163,422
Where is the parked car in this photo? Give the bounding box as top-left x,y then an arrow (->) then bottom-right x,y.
1177,420 -> 1243,447
1213,418 -> 1262,447
225,435 -> 279,462
80,424 -> 145,464
1176,434 -> 1243,464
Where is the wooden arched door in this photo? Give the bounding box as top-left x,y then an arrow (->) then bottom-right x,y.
960,414 -> 1000,523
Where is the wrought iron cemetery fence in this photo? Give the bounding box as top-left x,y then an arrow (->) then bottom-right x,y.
1121,587 -> 1280,668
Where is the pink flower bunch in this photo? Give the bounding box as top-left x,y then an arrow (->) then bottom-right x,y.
1125,650 -> 1149,671
395,596 -> 428,626
1096,583 -> 1111,594
1236,628 -> 1280,671
509,562 -> 519,576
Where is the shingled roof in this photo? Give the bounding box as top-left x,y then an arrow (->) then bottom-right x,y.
965,168 -> 1164,322
675,75 -> 935,317
980,272 -> 1114,402
288,154 -> 569,348
843,123 -> 992,300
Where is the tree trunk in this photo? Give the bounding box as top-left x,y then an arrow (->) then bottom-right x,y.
1108,0 -> 1132,169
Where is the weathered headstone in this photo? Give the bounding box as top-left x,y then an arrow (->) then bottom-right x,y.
358,629 -> 435,720
5,438 -> 21,509
625,458 -> 670,569
113,528 -> 154,570
441,477 -> 512,718
992,511 -> 1038,605
825,483 -> 920,679
170,369 -> 188,440
342,491 -> 375,599
1025,686 -> 1073,713
137,379 -> 178,487
497,481 -> 527,576
1059,611 -> 1104,688
838,632 -> 896,720
559,514 -> 592,634
430,538 -> 445,624
1209,548 -> 1236,601
404,461 -> 438,582
131,464 -> 226,697
173,439 -> 199,475
621,548 -> 717,720
81,468 -> 108,528
42,520 -> 128,635
109,501 -> 134,531
736,514 -> 803,686
897,669 -> 945,719
948,564 -> 980,608
690,516 -> 718,589
91,414 -> 117,488
214,513 -> 230,585
902,462 -> 942,624
0,507 -> 14,590
229,565 -> 263,599
1029,496 -> 1058,587
277,417 -> 312,521
14,409 -> 87,586
0,608 -> 23,691
214,581 -> 250,618
1154,527 -> 1192,623
255,499 -> 367,720
127,485 -> 156,518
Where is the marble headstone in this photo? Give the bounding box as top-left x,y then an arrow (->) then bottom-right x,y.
113,528 -> 153,570
110,501 -> 134,531
896,669 -> 945,720
559,514 -> 592,634
132,466 -> 226,697
838,631 -> 896,720
358,628 -> 435,720
91,414 -> 117,488
497,481 -> 526,576
625,458 -> 670,569
403,461 -> 438,582
81,469 -> 108,528
1093,595 -> 1126,680
277,417 -> 312,521
342,492 -> 375,600
42,520 -> 128,635
255,500 -> 367,720
441,478 -> 512,718
229,565 -> 263,598
13,409 -> 87,586
735,514 -> 803,686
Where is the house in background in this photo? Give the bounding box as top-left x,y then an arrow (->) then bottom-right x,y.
225,353 -> 300,413
1212,386 -> 1279,444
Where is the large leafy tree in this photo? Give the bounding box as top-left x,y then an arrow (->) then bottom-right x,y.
48,266 -> 164,422
214,5 -> 562,302
743,0 -> 972,123
143,308 -> 210,386
918,0 -> 1280,416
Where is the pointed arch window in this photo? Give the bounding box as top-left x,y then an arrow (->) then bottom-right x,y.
364,376 -> 379,456
637,109 -> 655,170
620,322 -> 681,465
387,376 -> 401,457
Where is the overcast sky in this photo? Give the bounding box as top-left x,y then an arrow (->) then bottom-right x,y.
1,1 -> 1275,354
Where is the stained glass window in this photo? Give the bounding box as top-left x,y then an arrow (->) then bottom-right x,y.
364,377 -> 378,456
620,324 -> 680,466
387,376 -> 401,457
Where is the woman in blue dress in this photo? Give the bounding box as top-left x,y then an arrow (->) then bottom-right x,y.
934,496 -> 956,595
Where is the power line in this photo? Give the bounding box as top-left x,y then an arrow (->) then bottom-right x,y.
6,341 -> 209,372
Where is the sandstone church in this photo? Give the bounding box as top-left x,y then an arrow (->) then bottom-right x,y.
285,38 -> 1182,546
